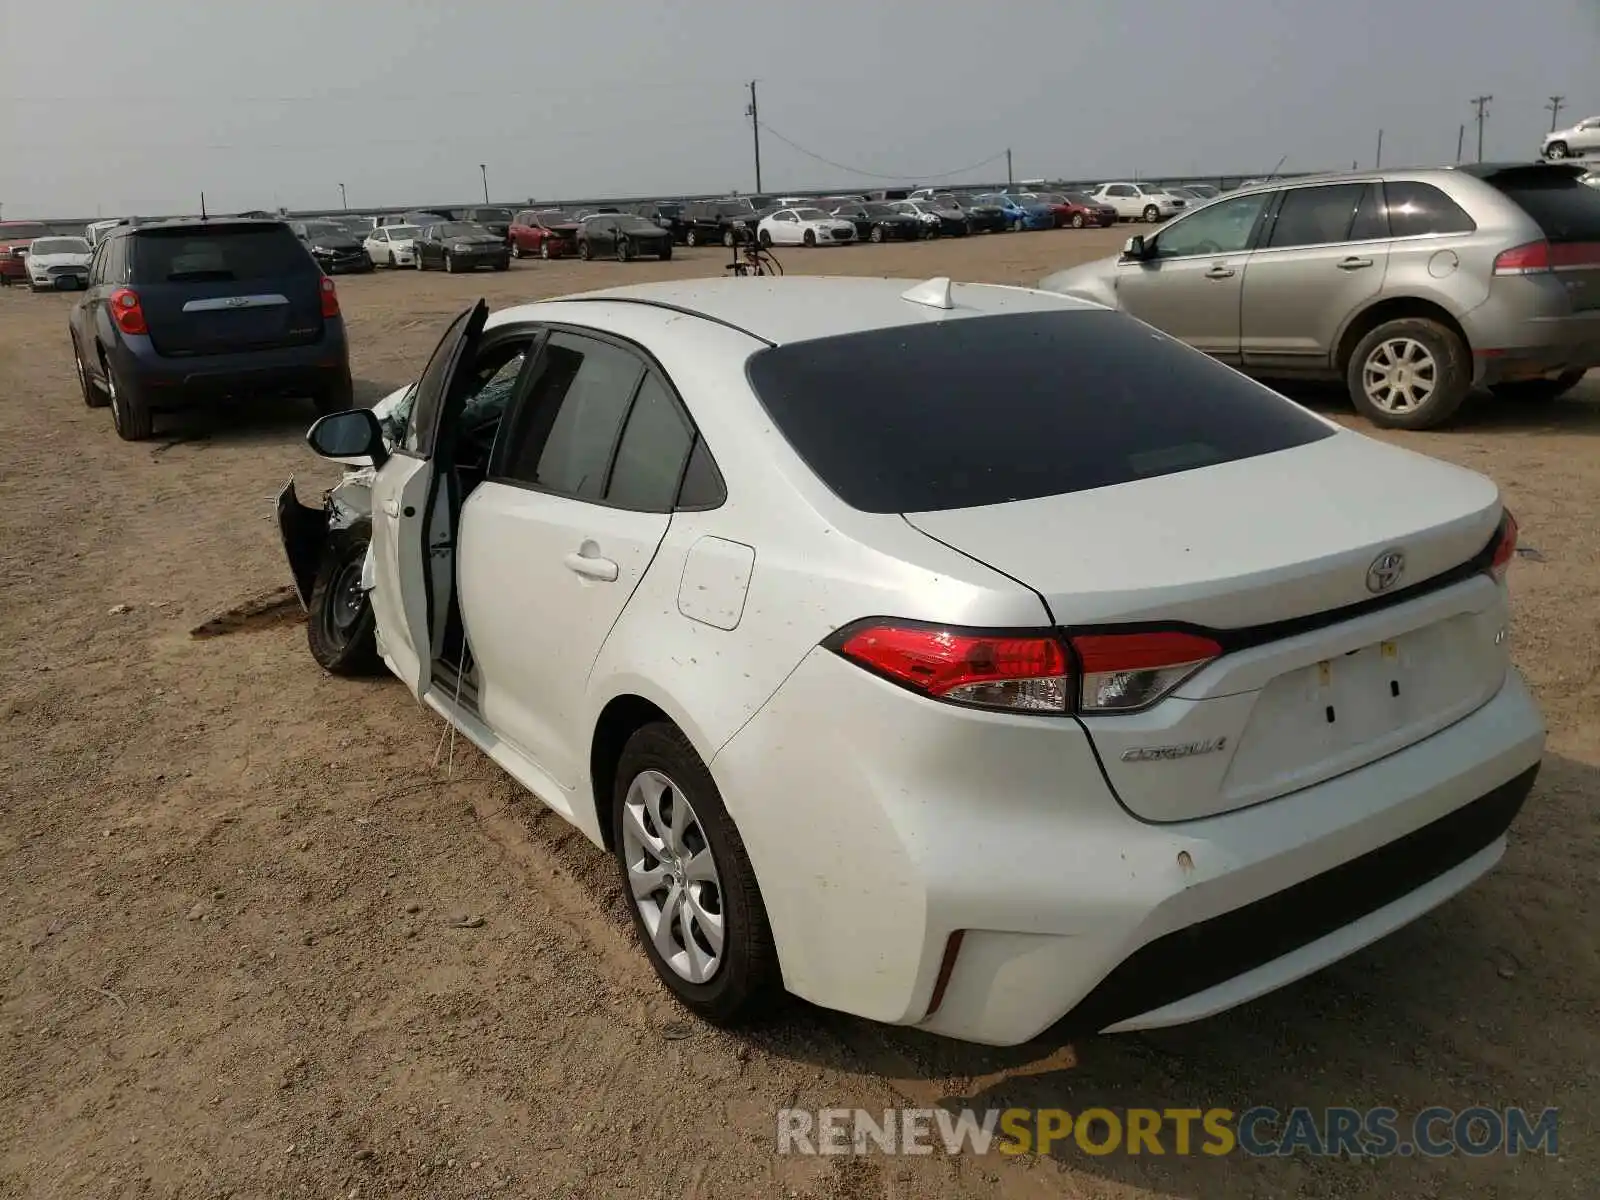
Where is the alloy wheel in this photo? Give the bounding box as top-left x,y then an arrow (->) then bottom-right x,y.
1362,338 -> 1438,414
620,768 -> 725,984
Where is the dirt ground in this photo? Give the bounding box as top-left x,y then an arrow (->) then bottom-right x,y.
2,227 -> 1597,1200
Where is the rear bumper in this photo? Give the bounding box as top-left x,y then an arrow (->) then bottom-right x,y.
1462,278 -> 1600,384
112,326 -> 350,405
715,649 -> 1545,1046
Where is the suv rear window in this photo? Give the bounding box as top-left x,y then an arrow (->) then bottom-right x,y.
745,310 -> 1335,513
1487,168 -> 1600,243
131,224 -> 314,283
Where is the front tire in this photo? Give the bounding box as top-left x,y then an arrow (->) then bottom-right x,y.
613,722 -> 781,1026
511,242 -> 524,260
1143,204 -> 1161,223
616,237 -> 634,263
306,529 -> 383,676
1490,370 -> 1586,403
539,241 -> 552,260
577,239 -> 592,261
758,229 -> 772,248
1071,212 -> 1086,229
685,228 -> 699,248
74,339 -> 108,408
1547,141 -> 1569,160
870,225 -> 884,243
444,252 -> 458,274
722,229 -> 736,248
1347,318 -> 1470,430
803,229 -> 816,248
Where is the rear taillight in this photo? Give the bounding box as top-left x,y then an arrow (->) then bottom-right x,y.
828,622 -> 1220,715
1070,630 -> 1222,713
1488,509 -> 1518,583
1493,241 -> 1551,275
320,275 -> 340,318
109,287 -> 148,336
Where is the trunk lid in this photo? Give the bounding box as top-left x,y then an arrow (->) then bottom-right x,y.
1485,164 -> 1600,312
130,223 -> 324,357
905,433 -> 1510,822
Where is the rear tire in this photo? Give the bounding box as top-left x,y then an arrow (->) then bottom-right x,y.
511,242 -> 524,259
660,246 -> 673,261
306,528 -> 383,676
870,225 -> 884,243
578,240 -> 592,261
758,229 -> 772,248
1346,318 -> 1470,430
444,252 -> 458,274
685,228 -> 699,248
616,237 -> 634,263
1143,204 -> 1161,223
105,356 -> 153,441
313,374 -> 354,416
1490,370 -> 1586,403
612,722 -> 781,1027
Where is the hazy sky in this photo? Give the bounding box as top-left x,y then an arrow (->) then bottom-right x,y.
3,0 -> 1597,217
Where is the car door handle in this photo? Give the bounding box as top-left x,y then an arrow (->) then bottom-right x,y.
563,551 -> 619,582
380,498 -> 400,517
1204,265 -> 1236,279
1337,257 -> 1374,270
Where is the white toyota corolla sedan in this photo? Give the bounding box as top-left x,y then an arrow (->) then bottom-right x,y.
292,276 -> 1543,1046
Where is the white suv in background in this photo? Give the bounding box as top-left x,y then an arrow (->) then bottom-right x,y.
1090,182 -> 1188,223
1543,116 -> 1600,161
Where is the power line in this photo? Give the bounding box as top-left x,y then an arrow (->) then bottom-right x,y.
754,121 -> 1008,182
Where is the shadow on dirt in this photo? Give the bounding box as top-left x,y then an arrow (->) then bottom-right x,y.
143,378 -> 397,452
1270,378 -> 1600,437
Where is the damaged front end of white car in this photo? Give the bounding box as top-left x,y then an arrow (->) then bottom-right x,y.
275,383 -> 416,674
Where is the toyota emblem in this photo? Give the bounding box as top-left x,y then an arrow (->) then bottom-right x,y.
1366,549 -> 1406,594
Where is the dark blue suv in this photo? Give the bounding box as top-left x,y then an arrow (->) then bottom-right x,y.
67,218 -> 352,440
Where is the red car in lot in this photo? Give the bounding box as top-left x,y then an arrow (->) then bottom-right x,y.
509,209 -> 582,259
1056,192 -> 1120,228
0,220 -> 53,286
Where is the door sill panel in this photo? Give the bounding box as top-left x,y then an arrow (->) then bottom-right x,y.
419,688 -> 604,848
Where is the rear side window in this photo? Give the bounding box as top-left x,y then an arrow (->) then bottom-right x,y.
500,335 -> 643,499
1383,182 -> 1476,238
131,225 -> 314,282
1267,184 -> 1368,248
1486,170 -> 1600,243
745,310 -> 1335,514
605,375 -> 694,512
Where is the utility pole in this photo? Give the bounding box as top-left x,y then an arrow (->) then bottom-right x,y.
1548,95 -> 1566,132
479,164 -> 489,204
745,81 -> 762,194
1470,95 -> 1492,163
1374,129 -> 1383,169
338,182 -> 347,210
1456,123 -> 1466,163
1005,148 -> 1013,187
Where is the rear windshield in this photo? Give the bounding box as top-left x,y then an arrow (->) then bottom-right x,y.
1488,169 -> 1600,243
131,225 -> 314,283
744,309 -> 1335,513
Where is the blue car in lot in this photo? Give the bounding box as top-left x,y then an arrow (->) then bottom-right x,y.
978,193 -> 1057,231
67,218 -> 352,441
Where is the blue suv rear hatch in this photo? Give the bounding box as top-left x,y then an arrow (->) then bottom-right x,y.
131,222 -> 326,357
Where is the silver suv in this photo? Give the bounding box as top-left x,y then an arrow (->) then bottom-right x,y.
1040,164 -> 1600,429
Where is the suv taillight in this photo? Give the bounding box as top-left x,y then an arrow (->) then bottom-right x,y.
1493,241 -> 1551,275
320,276 -> 340,318
1488,509 -> 1518,583
109,287 -> 148,335
827,622 -> 1220,715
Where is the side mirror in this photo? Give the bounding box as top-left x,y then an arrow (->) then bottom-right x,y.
307,408 -> 388,467
1122,235 -> 1148,260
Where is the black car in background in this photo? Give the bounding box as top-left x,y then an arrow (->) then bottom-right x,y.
577,214 -> 674,261
414,222 -> 511,272
631,201 -> 688,243
680,199 -> 761,247
67,218 -> 352,441
459,207 -> 515,243
290,220 -> 374,273
941,193 -> 1010,232
829,201 -> 922,242
891,199 -> 970,237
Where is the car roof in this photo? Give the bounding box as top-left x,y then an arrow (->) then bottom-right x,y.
516,276 -> 1105,346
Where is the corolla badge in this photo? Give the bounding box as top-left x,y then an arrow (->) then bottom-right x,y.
1121,737 -> 1227,763
1366,548 -> 1405,594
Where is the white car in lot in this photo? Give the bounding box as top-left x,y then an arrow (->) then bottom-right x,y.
756,207 -> 856,247
1092,181 -> 1189,222
24,235 -> 92,291
364,224 -> 421,267
284,276 -> 1543,1046
1542,115 -> 1600,160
